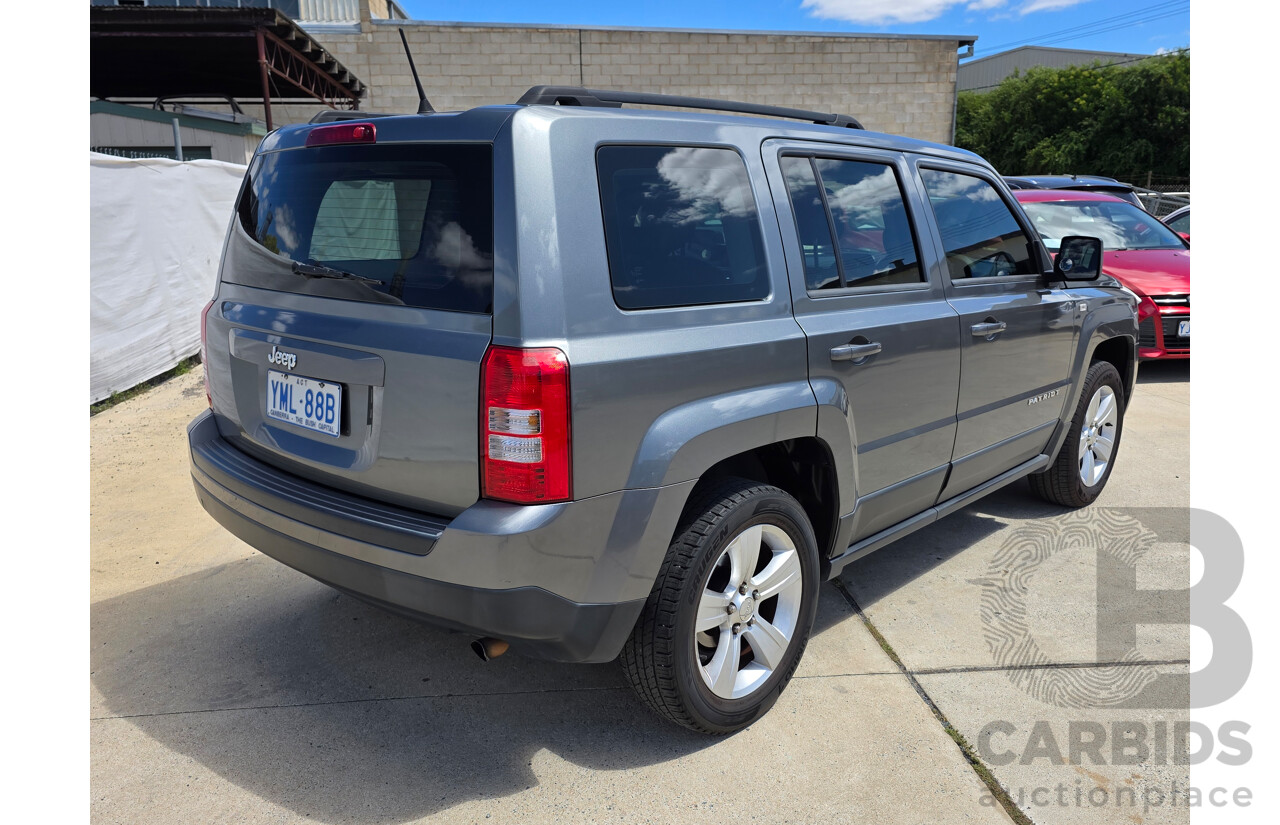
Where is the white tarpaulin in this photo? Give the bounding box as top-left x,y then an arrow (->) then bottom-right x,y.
90,152 -> 246,403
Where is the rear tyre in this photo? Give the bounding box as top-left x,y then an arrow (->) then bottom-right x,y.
620,478 -> 820,734
1029,360 -> 1125,508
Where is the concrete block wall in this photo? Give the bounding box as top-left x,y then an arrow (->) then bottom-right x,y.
359,25 -> 583,118
575,30 -> 959,142
285,19 -> 964,144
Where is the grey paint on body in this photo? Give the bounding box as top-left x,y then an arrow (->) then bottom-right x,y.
191,103 -> 1138,663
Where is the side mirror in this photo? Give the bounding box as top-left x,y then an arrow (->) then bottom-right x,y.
1053,235 -> 1103,281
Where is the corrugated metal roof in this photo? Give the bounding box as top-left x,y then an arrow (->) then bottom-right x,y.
90,6 -> 366,101
299,0 -> 408,24
959,46 -> 1156,93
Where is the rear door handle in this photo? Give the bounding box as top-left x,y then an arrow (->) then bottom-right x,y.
971,321 -> 1007,337
830,342 -> 882,362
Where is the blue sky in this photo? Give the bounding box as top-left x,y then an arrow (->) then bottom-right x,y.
396,1 -> 1189,59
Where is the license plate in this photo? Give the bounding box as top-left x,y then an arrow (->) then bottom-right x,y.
1177,320 -> 1190,338
266,370 -> 341,437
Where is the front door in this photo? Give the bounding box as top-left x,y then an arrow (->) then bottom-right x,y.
764,142 -> 961,544
911,162 -> 1079,499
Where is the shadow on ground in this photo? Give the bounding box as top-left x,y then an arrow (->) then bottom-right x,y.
842,484 -> 1028,608
1136,359 -> 1190,384
91,557 -> 712,822
92,559 -> 865,822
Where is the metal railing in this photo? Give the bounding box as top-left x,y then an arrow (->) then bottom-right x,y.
1133,186 -> 1190,217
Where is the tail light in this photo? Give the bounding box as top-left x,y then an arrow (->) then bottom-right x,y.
1136,295 -> 1159,323
480,346 -> 571,504
200,300 -> 214,407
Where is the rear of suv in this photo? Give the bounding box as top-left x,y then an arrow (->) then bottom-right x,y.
191,88 -> 1138,734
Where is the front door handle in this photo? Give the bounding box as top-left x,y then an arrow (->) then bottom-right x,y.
830,342 -> 882,362
971,321 -> 1007,338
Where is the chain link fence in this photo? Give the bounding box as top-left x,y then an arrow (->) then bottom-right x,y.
1116,175 -> 1190,217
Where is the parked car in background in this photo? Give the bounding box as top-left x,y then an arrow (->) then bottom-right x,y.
1014,189 -> 1188,359
1163,205 -> 1191,243
1004,174 -> 1144,209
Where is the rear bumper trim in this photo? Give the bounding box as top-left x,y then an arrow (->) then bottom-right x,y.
191,453 -> 643,663
189,411 -> 447,556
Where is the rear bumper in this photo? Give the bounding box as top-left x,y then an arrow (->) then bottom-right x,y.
189,410 -> 692,663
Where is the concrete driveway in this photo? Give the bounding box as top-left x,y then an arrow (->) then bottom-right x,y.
91,361 -> 1189,824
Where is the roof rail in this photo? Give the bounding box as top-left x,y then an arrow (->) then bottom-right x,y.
309,109 -> 394,124
517,86 -> 864,129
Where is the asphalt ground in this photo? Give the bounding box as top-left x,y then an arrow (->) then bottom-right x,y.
90,360 -> 1189,824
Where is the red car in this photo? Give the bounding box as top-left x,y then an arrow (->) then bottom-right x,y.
1014,189 -> 1190,360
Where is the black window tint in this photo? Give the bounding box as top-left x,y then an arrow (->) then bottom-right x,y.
920,169 -> 1039,280
780,156 -> 841,291
233,143 -> 493,314
815,158 -> 923,288
597,146 -> 769,310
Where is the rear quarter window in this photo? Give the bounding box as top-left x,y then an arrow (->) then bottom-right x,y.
596,145 -> 770,310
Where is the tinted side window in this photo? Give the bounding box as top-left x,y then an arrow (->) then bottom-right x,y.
780,156 -> 840,291
781,155 -> 923,292
816,158 -> 923,288
597,146 -> 769,310
919,169 -> 1039,280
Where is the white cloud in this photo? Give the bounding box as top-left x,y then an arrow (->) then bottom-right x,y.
431,221 -> 492,270
801,0 -> 1087,24
655,147 -> 757,224
1019,0 -> 1088,13
802,0 -> 961,25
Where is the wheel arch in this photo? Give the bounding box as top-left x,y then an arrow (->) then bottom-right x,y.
675,437 -> 841,566
1043,302 -> 1137,464
1089,333 -> 1137,403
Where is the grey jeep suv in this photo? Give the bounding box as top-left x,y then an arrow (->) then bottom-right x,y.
189,87 -> 1137,734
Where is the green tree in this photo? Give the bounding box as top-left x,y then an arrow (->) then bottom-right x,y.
954,51 -> 1189,181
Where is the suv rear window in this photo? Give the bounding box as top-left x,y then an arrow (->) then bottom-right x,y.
596,145 -> 769,310
233,143 -> 494,314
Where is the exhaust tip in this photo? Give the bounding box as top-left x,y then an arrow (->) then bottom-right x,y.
470,637 -> 509,662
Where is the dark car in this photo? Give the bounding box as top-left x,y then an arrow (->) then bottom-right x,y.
1004,174 -> 1144,209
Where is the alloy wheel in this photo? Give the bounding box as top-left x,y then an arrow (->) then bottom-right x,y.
1078,385 -> 1118,487
695,523 -> 805,700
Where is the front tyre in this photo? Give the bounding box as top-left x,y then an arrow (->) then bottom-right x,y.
1030,360 -> 1126,508
620,478 -> 820,734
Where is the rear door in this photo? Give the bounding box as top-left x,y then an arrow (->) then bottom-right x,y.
206,136 -> 499,517
764,141 -> 961,543
911,161 -> 1079,499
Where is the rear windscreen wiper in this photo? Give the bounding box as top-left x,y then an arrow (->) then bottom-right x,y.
292,260 -> 386,285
